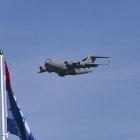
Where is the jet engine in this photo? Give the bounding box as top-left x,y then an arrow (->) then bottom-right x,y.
77,61 -> 80,65
39,66 -> 43,70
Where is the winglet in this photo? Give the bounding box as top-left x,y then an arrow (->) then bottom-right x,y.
106,59 -> 111,65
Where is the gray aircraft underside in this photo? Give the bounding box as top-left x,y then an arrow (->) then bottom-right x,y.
39,56 -> 110,77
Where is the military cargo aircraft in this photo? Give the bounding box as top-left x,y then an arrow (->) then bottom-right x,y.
38,56 -> 110,77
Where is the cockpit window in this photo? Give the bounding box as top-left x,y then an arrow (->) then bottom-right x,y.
47,59 -> 51,61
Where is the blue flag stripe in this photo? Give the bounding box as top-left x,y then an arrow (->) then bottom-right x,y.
5,61 -> 35,140
7,118 -> 19,136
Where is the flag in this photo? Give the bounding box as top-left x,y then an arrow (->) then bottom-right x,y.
5,61 -> 35,140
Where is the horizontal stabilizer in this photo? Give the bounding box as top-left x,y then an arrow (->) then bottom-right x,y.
82,56 -> 110,63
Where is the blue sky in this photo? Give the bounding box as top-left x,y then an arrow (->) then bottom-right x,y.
0,0 -> 140,140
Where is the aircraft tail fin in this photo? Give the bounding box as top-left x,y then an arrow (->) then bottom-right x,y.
82,56 -> 93,63
82,56 -> 110,63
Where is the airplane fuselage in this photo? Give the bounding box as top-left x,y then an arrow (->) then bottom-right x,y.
39,56 -> 110,77
40,59 -> 92,76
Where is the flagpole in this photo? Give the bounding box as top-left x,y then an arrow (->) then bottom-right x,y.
0,51 -> 7,140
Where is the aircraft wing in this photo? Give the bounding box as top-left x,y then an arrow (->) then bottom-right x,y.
69,60 -> 110,68
85,62 -> 110,67
65,57 -> 110,68
72,64 -> 98,68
